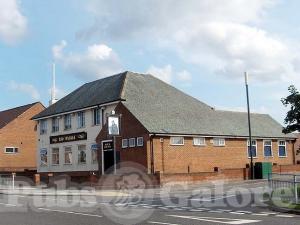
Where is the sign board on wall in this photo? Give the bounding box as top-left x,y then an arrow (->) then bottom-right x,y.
50,132 -> 87,144
102,140 -> 113,151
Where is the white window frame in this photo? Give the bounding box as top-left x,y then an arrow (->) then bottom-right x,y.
170,136 -> 184,146
51,148 -> 60,165
40,119 -> 47,135
51,117 -> 59,133
263,140 -> 273,157
4,147 -> 19,154
278,140 -> 287,158
247,140 -> 258,158
64,114 -> 72,130
77,111 -> 86,128
93,108 -> 101,126
213,138 -> 225,147
64,146 -> 72,165
122,139 -> 128,148
137,137 -> 144,147
129,138 -> 136,147
193,137 -> 206,146
78,144 -> 87,164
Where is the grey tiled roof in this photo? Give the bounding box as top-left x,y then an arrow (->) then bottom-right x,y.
32,72 -> 126,119
33,71 -> 294,139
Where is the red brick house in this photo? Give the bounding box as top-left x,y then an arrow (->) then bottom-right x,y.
0,102 -> 45,175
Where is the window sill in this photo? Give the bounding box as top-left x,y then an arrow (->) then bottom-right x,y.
170,144 -> 184,146
64,163 -> 72,165
278,156 -> 287,158
52,164 -> 59,166
193,144 -> 206,147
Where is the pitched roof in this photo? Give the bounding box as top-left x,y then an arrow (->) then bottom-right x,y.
0,102 -> 40,129
33,71 -> 294,139
32,72 -> 127,119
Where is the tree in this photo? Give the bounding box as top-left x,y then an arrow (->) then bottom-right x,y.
282,85 -> 300,133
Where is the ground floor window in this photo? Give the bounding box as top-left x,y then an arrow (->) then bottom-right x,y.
91,144 -> 98,164
122,139 -> 128,148
137,137 -> 144,147
4,147 -> 18,154
64,146 -> 72,164
52,148 -> 59,165
78,145 -> 86,164
247,140 -> 257,158
170,136 -> 184,145
278,140 -> 287,157
264,140 -> 273,157
129,138 -> 136,147
213,138 -> 225,146
40,148 -> 47,166
193,137 -> 206,146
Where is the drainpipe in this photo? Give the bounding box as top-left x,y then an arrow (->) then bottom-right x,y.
150,134 -> 155,174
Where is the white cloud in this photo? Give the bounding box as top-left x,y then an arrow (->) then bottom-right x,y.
146,65 -> 172,84
79,0 -> 300,83
8,81 -> 40,100
52,40 -> 122,81
0,0 -> 27,44
48,86 -> 67,100
177,70 -> 192,82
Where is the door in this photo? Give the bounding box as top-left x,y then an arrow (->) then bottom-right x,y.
104,150 -> 115,173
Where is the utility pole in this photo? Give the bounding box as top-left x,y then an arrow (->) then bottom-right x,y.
245,72 -> 254,180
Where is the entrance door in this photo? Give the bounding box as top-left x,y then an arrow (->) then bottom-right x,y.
103,150 -> 115,173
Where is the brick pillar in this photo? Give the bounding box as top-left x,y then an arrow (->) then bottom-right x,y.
34,174 -> 40,186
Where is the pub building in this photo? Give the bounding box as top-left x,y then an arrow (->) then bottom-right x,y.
33,71 -> 298,185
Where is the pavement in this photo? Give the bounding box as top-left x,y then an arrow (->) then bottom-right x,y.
0,180 -> 298,225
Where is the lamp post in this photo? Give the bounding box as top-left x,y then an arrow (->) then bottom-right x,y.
245,72 -> 254,180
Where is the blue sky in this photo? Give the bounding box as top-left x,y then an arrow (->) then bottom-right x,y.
0,0 -> 299,124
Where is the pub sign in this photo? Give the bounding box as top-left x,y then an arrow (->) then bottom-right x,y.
50,132 -> 87,144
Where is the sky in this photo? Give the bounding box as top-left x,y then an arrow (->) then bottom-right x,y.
0,0 -> 299,124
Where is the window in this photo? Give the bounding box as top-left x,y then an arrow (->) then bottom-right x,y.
40,120 -> 47,134
52,117 -> 59,133
122,139 -> 128,148
247,140 -> 257,158
77,111 -> 85,128
5,147 -> 18,154
78,145 -> 86,164
91,144 -> 98,164
52,148 -> 59,165
264,140 -> 273,157
170,136 -> 184,145
64,147 -> 72,164
213,138 -> 225,146
64,114 -> 72,130
278,140 -> 287,157
40,148 -> 47,166
137,137 -> 144,147
193,137 -> 206,146
93,108 -> 101,126
129,138 -> 136,147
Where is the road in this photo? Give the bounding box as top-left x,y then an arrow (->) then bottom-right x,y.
0,180 -> 298,225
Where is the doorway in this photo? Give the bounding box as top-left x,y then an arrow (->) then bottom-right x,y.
103,150 -> 115,174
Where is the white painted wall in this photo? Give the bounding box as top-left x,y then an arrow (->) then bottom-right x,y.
37,104 -> 116,173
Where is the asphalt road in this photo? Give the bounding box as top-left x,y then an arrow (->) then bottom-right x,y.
0,180 -> 298,225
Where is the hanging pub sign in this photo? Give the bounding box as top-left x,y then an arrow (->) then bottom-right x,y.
108,115 -> 120,136
50,132 -> 87,144
102,140 -> 113,151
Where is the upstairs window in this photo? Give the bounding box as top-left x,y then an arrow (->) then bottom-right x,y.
247,140 -> 257,158
264,140 -> 273,157
77,111 -> 85,128
93,108 -> 101,126
40,119 -> 47,134
193,137 -> 206,146
52,117 -> 59,133
170,136 -> 184,146
278,140 -> 287,157
5,147 -> 18,154
64,114 -> 72,130
213,138 -> 225,146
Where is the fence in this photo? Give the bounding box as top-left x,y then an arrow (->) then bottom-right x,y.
0,174 -> 15,189
268,173 -> 300,204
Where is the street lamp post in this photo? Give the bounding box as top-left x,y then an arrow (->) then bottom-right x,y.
245,72 -> 254,180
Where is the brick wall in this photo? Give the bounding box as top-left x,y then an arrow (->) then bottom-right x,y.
96,103 -> 150,173
0,103 -> 44,172
152,136 -> 295,174
294,133 -> 300,164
